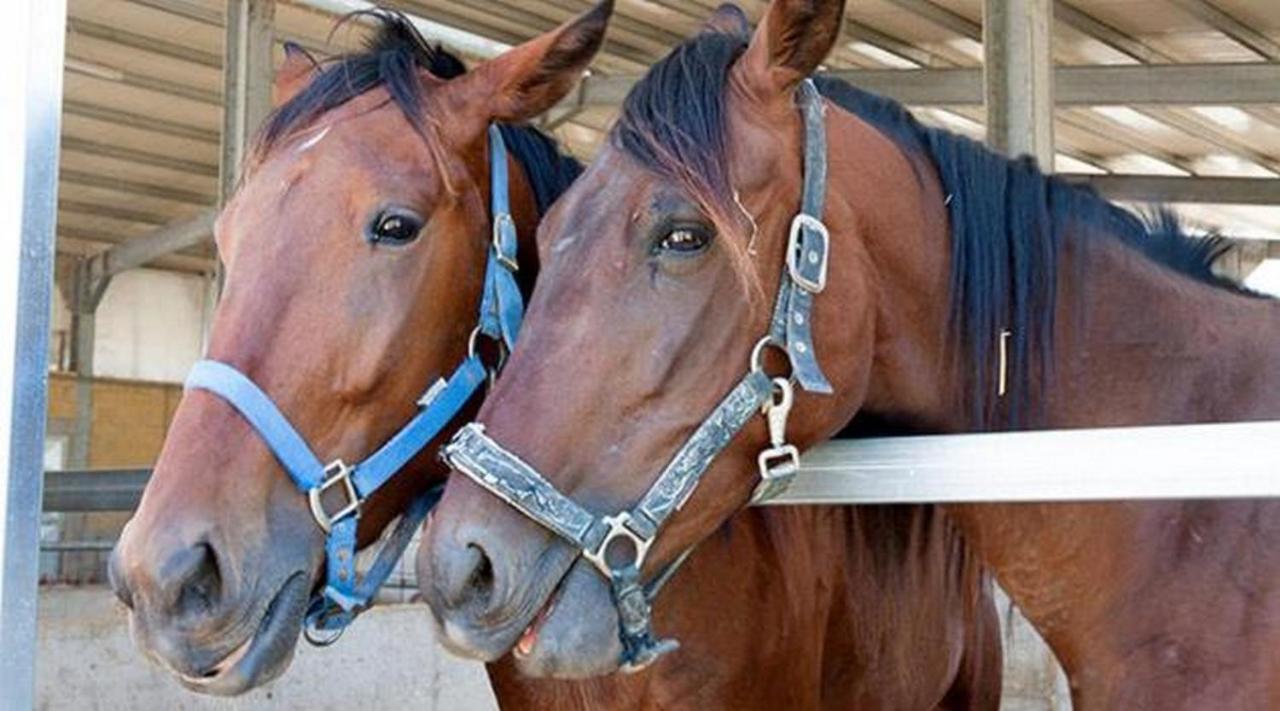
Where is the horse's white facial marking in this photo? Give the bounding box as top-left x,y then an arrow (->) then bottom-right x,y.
296,126 -> 331,154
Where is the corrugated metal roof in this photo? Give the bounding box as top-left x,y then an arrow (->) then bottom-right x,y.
58,0 -> 1280,274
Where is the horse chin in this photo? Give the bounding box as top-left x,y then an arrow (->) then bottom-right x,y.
174,572 -> 310,696
511,559 -> 624,679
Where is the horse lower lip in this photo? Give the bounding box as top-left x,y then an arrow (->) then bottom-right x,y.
178,574 -> 304,688
514,592 -> 560,659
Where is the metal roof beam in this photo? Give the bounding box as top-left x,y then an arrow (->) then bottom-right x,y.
61,136 -> 219,177
67,17 -> 221,68
884,0 -> 981,40
89,211 -> 217,278
1053,0 -> 1174,63
65,52 -> 220,105
60,169 -> 214,206
58,200 -> 171,226
63,100 -> 219,144
1072,175 -> 1280,205
564,63 -> 1280,111
1165,0 -> 1280,61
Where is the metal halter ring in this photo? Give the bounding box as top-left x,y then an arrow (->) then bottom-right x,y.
468,326 -> 508,366
750,336 -> 794,378
582,512 -> 654,578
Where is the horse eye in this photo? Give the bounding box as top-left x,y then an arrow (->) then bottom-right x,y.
658,226 -> 711,255
369,209 -> 423,246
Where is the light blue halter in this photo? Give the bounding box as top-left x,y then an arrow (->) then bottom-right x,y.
184,125 -> 524,643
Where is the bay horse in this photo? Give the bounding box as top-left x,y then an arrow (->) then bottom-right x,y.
421,0 -> 1280,708
107,5 -> 999,708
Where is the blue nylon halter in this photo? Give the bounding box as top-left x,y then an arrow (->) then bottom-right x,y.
184,125 -> 524,641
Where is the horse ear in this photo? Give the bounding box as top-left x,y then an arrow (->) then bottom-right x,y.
462,0 -> 614,124
274,42 -> 318,107
701,4 -> 751,38
737,0 -> 846,97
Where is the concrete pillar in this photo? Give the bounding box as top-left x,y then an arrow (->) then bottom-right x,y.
983,0 -> 1055,169
218,0 -> 275,298
221,0 -> 276,201
67,260 -> 108,470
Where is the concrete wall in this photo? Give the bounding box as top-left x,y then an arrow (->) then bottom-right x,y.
51,267 -> 212,384
38,586 -> 1070,710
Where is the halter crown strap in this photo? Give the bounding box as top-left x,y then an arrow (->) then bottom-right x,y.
769,79 -> 832,394
182,125 -> 521,641
479,124 -> 524,353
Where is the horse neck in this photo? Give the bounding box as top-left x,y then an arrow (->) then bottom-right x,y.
946,232 -> 1280,691
819,107 -> 967,433
836,111 -> 1280,693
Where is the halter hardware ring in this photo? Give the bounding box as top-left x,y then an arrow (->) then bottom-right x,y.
750,336 -> 794,378
582,512 -> 654,579
492,213 -> 519,272
309,460 -> 361,534
787,213 -> 830,294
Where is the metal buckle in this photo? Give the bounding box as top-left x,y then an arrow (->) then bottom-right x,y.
492,213 -> 518,272
751,377 -> 799,503
308,460 -> 360,534
582,512 -> 654,578
753,444 -> 800,503
786,213 -> 829,294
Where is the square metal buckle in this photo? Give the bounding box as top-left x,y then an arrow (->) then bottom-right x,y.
308,460 -> 361,534
753,445 -> 800,503
786,214 -> 830,294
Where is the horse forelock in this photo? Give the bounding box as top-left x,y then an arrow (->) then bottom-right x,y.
253,10 -> 465,163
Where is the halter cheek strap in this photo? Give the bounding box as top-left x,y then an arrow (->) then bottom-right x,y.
442,80 -> 832,671
183,125 -> 523,642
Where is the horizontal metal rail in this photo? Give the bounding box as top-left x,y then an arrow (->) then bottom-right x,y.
765,420 -> 1280,505
43,420 -> 1280,511
43,469 -> 148,511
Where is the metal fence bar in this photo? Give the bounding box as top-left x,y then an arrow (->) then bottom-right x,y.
43,469 -> 149,511
0,0 -> 66,705
765,420 -> 1280,505
44,420 -> 1280,514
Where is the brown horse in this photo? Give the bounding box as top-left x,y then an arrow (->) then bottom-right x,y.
420,4 -> 1001,709
106,5 -> 999,708
107,6 -> 603,695
420,0 -> 1280,708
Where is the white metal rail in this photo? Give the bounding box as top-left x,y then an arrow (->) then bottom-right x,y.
765,421 -> 1280,505
44,420 -> 1280,514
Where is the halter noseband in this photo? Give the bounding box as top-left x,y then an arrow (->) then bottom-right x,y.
443,81 -> 833,671
183,125 -> 524,643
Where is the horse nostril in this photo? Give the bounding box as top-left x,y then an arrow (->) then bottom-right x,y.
170,543 -> 223,619
437,540 -> 497,610
465,543 -> 495,600
107,545 -> 134,610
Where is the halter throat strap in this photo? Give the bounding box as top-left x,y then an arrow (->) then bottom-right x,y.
183,125 -> 524,641
442,80 -> 831,671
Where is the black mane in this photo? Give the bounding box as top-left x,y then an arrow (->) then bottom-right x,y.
259,10 -> 581,221
614,30 -> 1255,430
